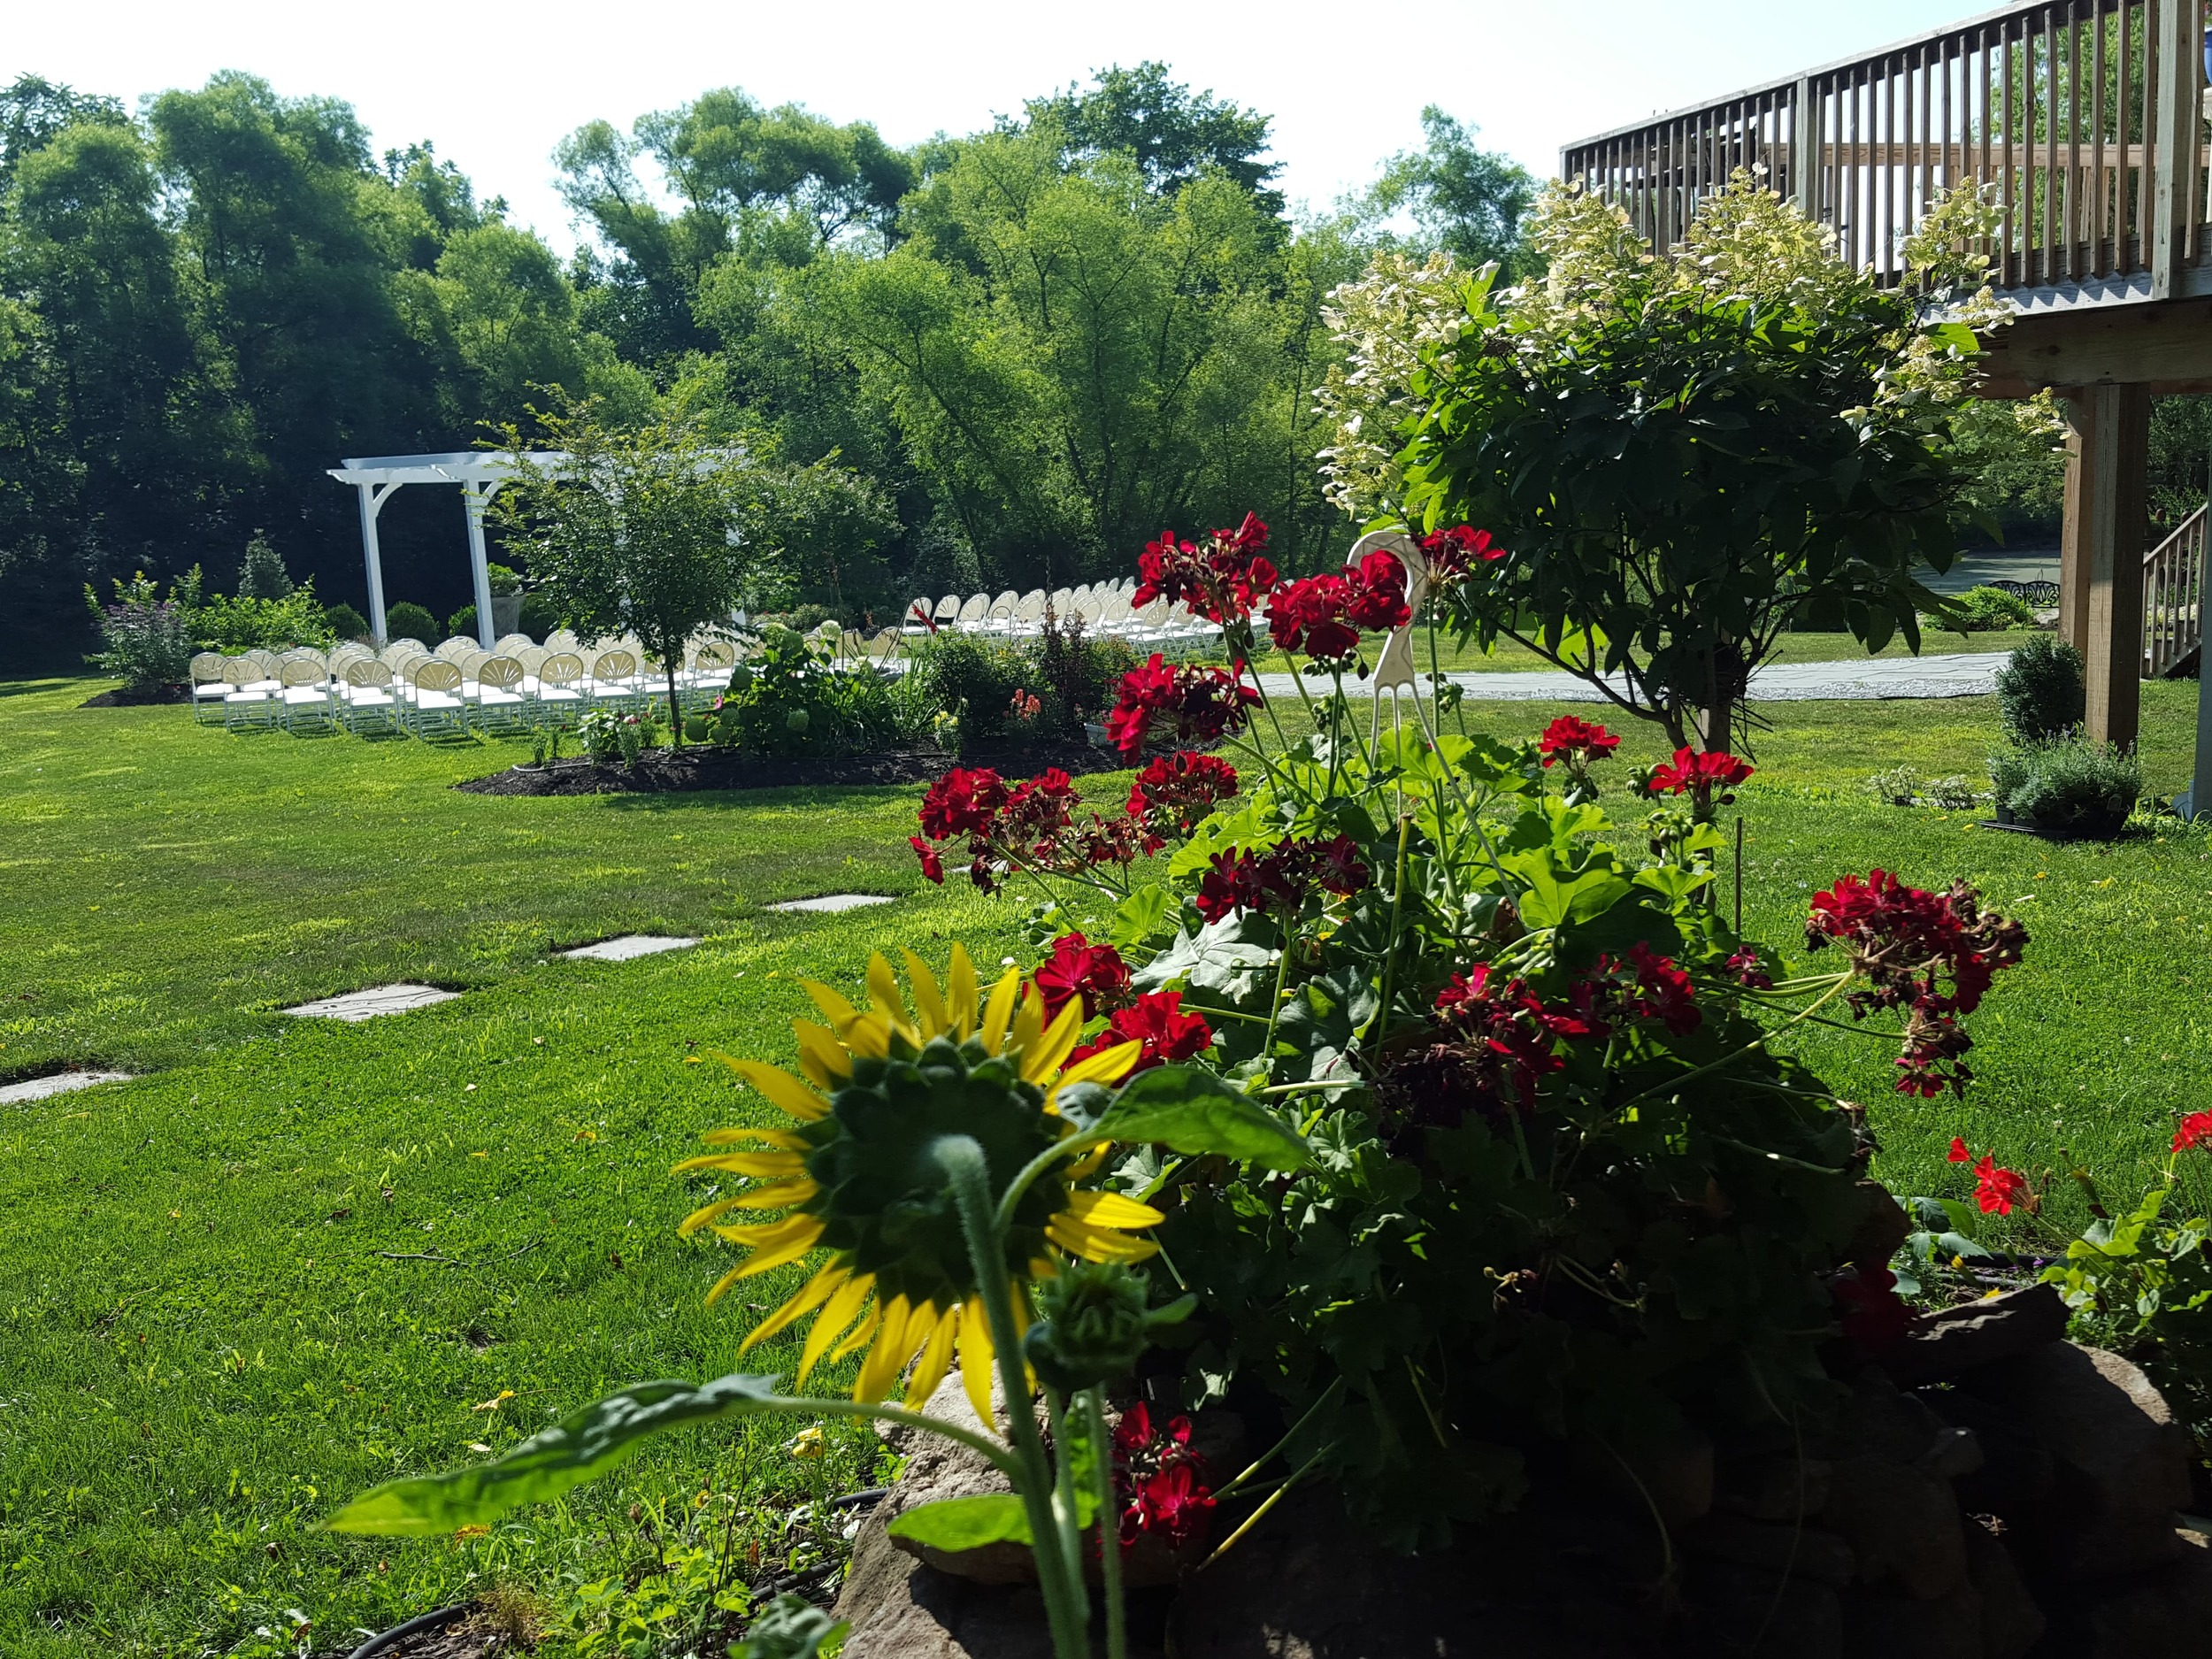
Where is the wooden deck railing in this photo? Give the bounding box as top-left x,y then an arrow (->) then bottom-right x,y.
2145,502 -> 2208,675
1563,0 -> 2212,302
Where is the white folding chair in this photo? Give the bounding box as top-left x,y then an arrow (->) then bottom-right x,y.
494,634 -> 534,656
436,637 -> 476,664
408,658 -> 470,740
535,652 -> 587,726
189,653 -> 230,724
544,628 -> 580,651
279,656 -> 336,734
380,639 -> 427,664
221,657 -> 279,731
341,658 -> 400,736
471,655 -> 531,734
954,594 -> 990,632
587,649 -> 642,715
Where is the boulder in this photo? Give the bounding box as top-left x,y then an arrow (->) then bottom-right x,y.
1961,1343 -> 2190,1579
1680,1562 -> 1842,1659
1820,1457 -> 1967,1601
1681,1513 -> 1856,1588
1878,1285 -> 2069,1388
2034,1528 -> 2212,1657
1838,1585 -> 1985,1657
1960,1520 -> 2045,1659
1713,1455 -> 1833,1524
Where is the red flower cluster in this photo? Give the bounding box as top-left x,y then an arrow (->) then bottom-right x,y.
1194,834 -> 1370,923
1112,1402 -> 1215,1552
2175,1111 -> 2212,1153
1806,872 -> 2027,1098
1417,524 -> 1507,580
1033,932 -> 1133,1022
1069,989 -> 1215,1074
1948,1138 -> 2033,1216
1648,746 -> 1755,795
1265,549 -> 1413,663
1105,655 -> 1261,757
911,767 -> 1138,892
1538,716 -> 1620,769
1133,514 -> 1279,627
1126,752 -> 1240,852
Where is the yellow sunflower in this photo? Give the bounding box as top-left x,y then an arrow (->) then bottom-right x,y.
677,945 -> 1163,1429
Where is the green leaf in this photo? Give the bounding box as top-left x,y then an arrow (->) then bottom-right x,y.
1097,1065 -> 1311,1171
325,1373 -> 783,1535
1109,884 -> 1172,949
737,1594 -> 848,1659
887,1493 -> 1035,1551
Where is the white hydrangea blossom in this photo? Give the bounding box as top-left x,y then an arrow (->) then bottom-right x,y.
1312,251 -> 1468,523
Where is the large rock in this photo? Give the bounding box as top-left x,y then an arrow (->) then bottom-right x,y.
1161,1486 -> 1653,1658
1713,1455 -> 1832,1523
1680,1563 -> 1841,1659
1961,1519 -> 2045,1659
1820,1457 -> 1967,1601
1838,1585 -> 1985,1657
1878,1285 -> 2070,1389
2034,1528 -> 2212,1657
1961,1342 -> 2190,1579
1682,1513 -> 1856,1588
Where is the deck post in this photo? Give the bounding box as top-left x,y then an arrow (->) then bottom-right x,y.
1791,77 -> 1816,215
2151,0 -> 2200,300
2062,384 -> 2151,749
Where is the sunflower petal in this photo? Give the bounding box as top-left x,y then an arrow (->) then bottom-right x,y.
1065,1144 -> 1111,1182
904,1302 -> 960,1407
829,1306 -> 883,1364
1066,1190 -> 1164,1230
729,1262 -> 847,1340
710,1213 -> 825,1279
1053,1040 -> 1142,1093
865,954 -> 903,1021
1019,995 -> 1086,1085
699,1126 -> 809,1149
979,969 -> 1020,1052
722,1059 -> 829,1123
704,1177 -> 818,1212
803,980 -> 860,1026
957,1296 -> 996,1429
947,946 -> 979,1038
792,1021 -> 850,1088
854,1296 -> 920,1402
902,950 -> 949,1040
1010,982 -> 1046,1061
1048,1217 -> 1161,1263
841,1012 -> 891,1061
672,1150 -> 807,1178
795,1273 -> 874,1376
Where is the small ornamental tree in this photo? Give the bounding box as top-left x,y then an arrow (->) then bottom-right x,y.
490,397 -> 778,741
1391,173 -> 2036,753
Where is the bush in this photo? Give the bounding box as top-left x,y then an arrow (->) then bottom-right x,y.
1924,584 -> 2037,634
1024,614 -> 1139,737
699,626 -> 910,758
754,604 -> 842,636
486,562 -> 522,598
1989,737 -> 2141,835
325,603 -> 369,641
1863,764 -> 1980,810
448,605 -> 480,640
237,534 -> 293,600
192,582 -> 334,652
915,633 -> 1030,748
383,602 -> 439,644
1993,634 -> 2085,743
84,570 -> 200,692
518,593 -> 560,638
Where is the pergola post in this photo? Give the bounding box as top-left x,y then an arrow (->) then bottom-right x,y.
2060,384 -> 2151,750
355,483 -> 391,643
462,480 -> 500,649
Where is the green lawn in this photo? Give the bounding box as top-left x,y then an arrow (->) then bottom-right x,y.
1207,626 -> 2045,679
3,673 -> 2209,1655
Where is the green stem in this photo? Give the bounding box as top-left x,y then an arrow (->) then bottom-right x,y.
938,1135 -> 1089,1659
1043,1388 -> 1088,1624
1212,1376 -> 1344,1500
1083,1387 -> 1128,1659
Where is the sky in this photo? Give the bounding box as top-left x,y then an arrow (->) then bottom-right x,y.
9,0 -> 1988,252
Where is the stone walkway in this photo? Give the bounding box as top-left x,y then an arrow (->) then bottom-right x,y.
1256,650 -> 2007,706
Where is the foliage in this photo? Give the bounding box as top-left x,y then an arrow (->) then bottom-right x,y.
82,567 -> 200,690
695,625 -> 912,757
1994,633 -> 2085,742
1025,62 -> 1283,215
915,634 -> 1032,749
579,706 -> 657,765
1352,108 -> 1536,274
1863,764 -> 1980,810
1926,584 -> 2037,634
1026,613 -> 1139,738
191,580 -> 334,652
1989,737 -> 2141,834
323,602 -> 369,641
490,396 -> 779,739
1312,250 -> 1467,524
484,562 -> 522,597
1400,174 -> 1987,751
237,534 -> 294,601
382,600 -> 440,643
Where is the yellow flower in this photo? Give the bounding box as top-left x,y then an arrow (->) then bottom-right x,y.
679,946 -> 1156,1430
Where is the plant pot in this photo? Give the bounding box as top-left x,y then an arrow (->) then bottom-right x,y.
490,595 -> 522,637
1084,720 -> 1112,749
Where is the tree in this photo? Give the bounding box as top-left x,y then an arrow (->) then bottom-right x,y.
1399,176 -> 1987,752
488,398 -> 775,740
1358,108 -> 1535,274
1025,63 -> 1281,217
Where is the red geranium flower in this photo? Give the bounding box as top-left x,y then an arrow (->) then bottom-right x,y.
1538,716 -> 1620,770
1133,515 -> 1279,626
1948,1140 -> 2032,1215
2176,1112 -> 2212,1153
1343,549 -> 1411,632
1417,524 -> 1506,579
918,767 -> 1009,840
1265,572 -> 1358,661
1649,746 -> 1755,795
1133,1461 -> 1215,1548
1033,932 -> 1132,1021
1104,655 -> 1259,757
1070,990 -> 1214,1074
908,835 -> 944,884
1126,752 -> 1240,849
1626,942 -> 1701,1036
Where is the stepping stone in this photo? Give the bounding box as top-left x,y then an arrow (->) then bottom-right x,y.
769,894 -> 897,914
284,984 -> 460,1022
0,1070 -> 134,1106
557,934 -> 701,963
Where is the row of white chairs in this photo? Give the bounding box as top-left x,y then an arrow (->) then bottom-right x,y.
188,634 -> 743,740
901,580 -> 1217,649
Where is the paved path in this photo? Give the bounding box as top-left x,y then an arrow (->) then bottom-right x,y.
1256,650 -> 2007,705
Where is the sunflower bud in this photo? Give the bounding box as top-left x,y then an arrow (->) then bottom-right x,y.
1023,1260 -> 1191,1393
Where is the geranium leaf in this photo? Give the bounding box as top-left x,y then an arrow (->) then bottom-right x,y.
1098,1065 -> 1311,1170
325,1373 -> 783,1535
886,1493 -> 1034,1550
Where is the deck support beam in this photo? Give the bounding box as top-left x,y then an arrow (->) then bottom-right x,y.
2060,385 -> 2151,750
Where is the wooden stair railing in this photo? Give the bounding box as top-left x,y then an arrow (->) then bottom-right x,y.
2145,503 -> 2209,680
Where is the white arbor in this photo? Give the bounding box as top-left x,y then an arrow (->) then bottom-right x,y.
326,451 -> 565,646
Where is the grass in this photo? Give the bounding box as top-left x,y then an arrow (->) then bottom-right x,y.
4,671 -> 2211,1655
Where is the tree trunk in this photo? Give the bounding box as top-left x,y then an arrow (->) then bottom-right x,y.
666,662 -> 684,747
1696,692 -> 1733,757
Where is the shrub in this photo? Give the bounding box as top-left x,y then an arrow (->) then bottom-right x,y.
1025,614 -> 1139,736
84,570 -> 201,693
486,562 -> 522,598
754,604 -> 842,636
1993,634 -> 2085,743
448,605 -> 480,640
237,534 -> 293,600
325,603 -> 369,641
383,602 -> 439,644
916,633 -> 1029,748
192,582 -> 334,651
700,626 -> 907,758
518,593 -> 560,638
1864,764 -> 1980,810
1924,584 -> 2036,634
1990,738 -> 2141,835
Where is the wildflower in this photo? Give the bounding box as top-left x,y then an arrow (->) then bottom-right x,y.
2175,1111 -> 2212,1153
1104,656 -> 1260,757
787,1426 -> 826,1459
1537,716 -> 1620,768
1033,933 -> 1133,1022
677,948 -> 1162,1427
1069,991 -> 1214,1074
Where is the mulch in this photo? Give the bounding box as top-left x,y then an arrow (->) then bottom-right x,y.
80,684 -> 191,708
454,733 -> 1131,797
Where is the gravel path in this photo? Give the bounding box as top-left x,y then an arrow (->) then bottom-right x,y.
1255,650 -> 2006,704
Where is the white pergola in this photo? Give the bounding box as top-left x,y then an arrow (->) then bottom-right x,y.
326,451 -> 565,647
